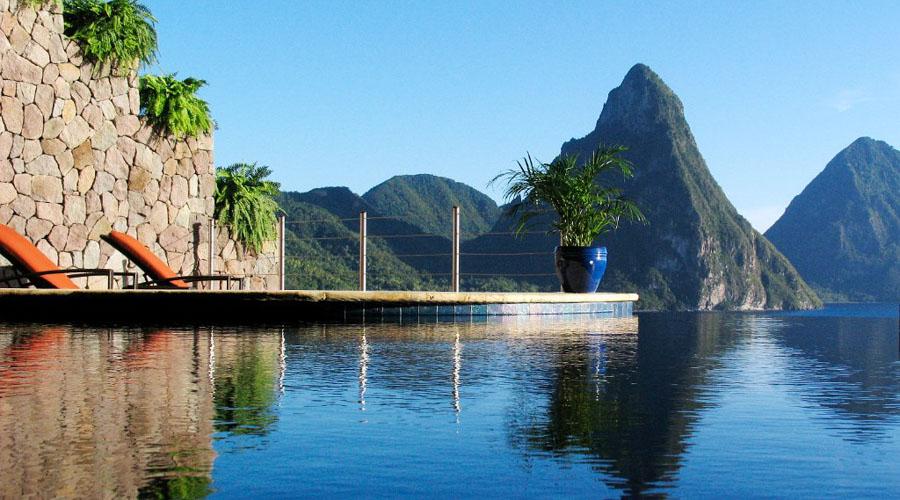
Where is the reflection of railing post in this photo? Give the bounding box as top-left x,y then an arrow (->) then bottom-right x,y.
278,213 -> 286,291
359,211 -> 367,291
451,206 -> 460,292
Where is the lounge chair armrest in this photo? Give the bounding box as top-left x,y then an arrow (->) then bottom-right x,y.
0,269 -> 138,289
139,274 -> 244,290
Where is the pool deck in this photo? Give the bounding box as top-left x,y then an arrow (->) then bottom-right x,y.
0,289 -> 638,323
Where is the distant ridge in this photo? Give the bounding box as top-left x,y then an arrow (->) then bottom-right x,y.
766,137 -> 900,301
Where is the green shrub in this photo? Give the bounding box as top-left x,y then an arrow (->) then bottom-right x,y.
215,163 -> 281,254
139,74 -> 213,139
63,0 -> 157,72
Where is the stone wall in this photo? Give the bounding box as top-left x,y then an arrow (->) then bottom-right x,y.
0,1 -> 277,289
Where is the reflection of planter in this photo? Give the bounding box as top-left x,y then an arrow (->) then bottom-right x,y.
554,246 -> 607,293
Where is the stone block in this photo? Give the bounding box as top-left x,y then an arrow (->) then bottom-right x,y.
2,52 -> 42,85
55,150 -> 74,175
16,82 -> 36,103
72,140 -> 92,169
41,63 -> 58,85
1,96 -> 23,134
98,99 -> 116,120
0,160 -> 12,183
92,120 -> 117,151
111,93 -> 130,116
31,174 -> 62,203
13,173 -> 31,195
42,116 -> 64,139
88,214 -> 111,240
21,103 -> 43,139
77,165 -> 94,194
10,135 -> 23,158
62,167 -> 77,192
23,41 -> 49,67
128,166 -> 151,191
112,178 -> 127,201
21,139 -> 41,162
58,63 -> 80,83
114,114 -> 140,136
116,136 -> 137,163
64,195 -> 85,224
170,175 -> 189,206
26,154 -> 58,176
36,201 -> 63,225
26,217 -> 52,240
11,194 -> 36,218
0,182 -> 16,204
40,138 -> 66,156
61,98 -> 75,122
0,132 -> 12,158
142,178 -> 159,205
83,240 -> 100,268
59,115 -> 90,148
81,102 -> 103,130
92,170 -> 114,194
34,84 -> 53,116
159,225 -> 190,253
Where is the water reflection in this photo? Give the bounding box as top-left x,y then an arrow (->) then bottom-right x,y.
0,307 -> 897,498
211,328 -> 281,437
0,327 -> 215,498
509,314 -> 741,496
776,315 -> 900,441
0,325 -> 284,498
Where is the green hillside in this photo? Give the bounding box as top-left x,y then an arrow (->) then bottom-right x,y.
363,174 -> 500,239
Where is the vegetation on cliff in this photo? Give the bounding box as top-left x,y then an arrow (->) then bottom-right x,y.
139,74 -> 213,139
63,0 -> 157,72
215,163 -> 281,254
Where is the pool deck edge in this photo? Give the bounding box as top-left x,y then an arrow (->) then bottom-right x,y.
0,289 -> 638,322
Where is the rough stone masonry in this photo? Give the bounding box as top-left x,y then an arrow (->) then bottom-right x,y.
0,0 -> 277,290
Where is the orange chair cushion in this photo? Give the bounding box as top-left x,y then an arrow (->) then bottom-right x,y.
102,231 -> 189,289
0,224 -> 78,289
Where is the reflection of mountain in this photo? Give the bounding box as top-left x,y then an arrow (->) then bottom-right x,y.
510,314 -> 740,496
0,327 -> 215,498
776,316 -> 900,441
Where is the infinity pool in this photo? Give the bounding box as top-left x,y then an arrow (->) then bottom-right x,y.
1,304 -> 898,498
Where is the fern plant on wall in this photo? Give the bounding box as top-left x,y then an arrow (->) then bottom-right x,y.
63,0 -> 157,73
215,163 -> 282,254
139,74 -> 214,139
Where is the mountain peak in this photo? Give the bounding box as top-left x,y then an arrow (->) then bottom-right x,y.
596,64 -> 683,135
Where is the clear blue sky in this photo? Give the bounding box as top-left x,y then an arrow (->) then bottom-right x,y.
145,0 -> 900,232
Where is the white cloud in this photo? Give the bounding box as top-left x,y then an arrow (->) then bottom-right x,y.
827,88 -> 872,112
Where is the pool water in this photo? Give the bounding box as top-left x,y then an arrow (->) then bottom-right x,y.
0,304 -> 898,498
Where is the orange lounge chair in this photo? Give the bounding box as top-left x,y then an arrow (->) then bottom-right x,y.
101,231 -> 242,289
0,224 -> 132,289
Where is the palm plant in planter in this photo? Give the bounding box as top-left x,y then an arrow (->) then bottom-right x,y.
493,146 -> 646,293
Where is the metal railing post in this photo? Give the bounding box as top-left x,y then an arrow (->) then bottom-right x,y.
209,218 -> 216,279
359,211 -> 367,291
278,213 -> 286,291
451,205 -> 460,292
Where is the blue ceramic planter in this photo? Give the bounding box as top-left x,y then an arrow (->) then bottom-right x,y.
554,246 -> 608,293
